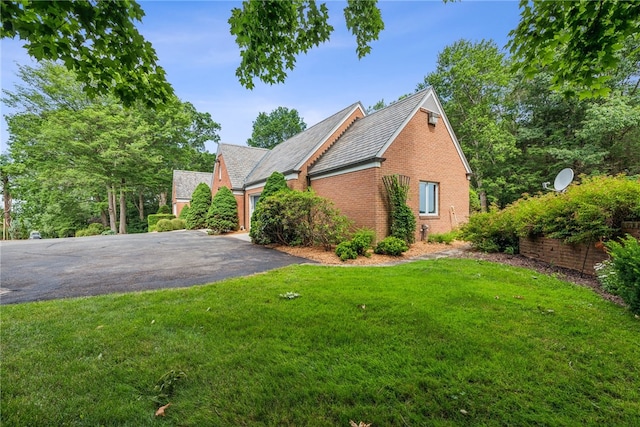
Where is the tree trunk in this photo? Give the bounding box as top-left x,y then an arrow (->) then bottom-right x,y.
119,179 -> 127,235
139,191 -> 144,220
107,184 -> 117,232
159,191 -> 167,208
475,175 -> 488,212
2,174 -> 11,240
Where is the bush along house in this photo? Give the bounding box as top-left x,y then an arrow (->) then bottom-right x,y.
211,88 -> 472,242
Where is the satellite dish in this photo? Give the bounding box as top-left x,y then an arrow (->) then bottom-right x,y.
553,168 -> 574,192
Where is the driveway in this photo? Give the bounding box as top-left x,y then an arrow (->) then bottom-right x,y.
0,231 -> 313,304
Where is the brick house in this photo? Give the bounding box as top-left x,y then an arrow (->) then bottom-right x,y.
172,170 -> 213,217
212,88 -> 472,242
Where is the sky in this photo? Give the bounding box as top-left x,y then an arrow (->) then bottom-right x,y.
0,1 -> 523,154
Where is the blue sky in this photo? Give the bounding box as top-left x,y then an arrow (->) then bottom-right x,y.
1,1 -> 522,154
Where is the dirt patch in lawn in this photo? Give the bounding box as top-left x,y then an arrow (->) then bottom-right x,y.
272,241 -> 625,307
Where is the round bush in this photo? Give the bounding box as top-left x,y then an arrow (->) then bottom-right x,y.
374,236 -> 409,256
156,219 -> 174,232
350,228 -> 375,255
335,241 -> 358,261
170,218 -> 186,230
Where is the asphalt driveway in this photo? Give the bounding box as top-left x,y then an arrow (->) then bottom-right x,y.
0,231 -> 313,304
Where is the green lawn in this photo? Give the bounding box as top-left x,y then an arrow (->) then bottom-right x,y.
2,259 -> 638,426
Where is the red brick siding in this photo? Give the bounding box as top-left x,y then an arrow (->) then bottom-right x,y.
312,167 -> 387,240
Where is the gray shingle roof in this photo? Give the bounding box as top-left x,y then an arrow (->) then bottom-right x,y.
217,143 -> 269,189
309,90 -> 428,176
173,170 -> 213,200
244,102 -> 362,185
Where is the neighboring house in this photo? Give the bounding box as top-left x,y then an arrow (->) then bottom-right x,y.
212,87 -> 472,242
171,170 -> 214,217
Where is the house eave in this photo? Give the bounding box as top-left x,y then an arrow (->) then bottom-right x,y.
308,158 -> 384,179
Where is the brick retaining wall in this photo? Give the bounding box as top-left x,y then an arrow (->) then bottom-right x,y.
519,237 -> 609,276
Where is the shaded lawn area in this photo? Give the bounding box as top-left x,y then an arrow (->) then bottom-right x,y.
2,258 -> 638,426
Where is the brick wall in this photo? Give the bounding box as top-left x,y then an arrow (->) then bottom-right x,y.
621,221 -> 640,239
312,167 -> 387,240
312,108 -> 470,242
519,237 -> 609,276
380,109 -> 470,241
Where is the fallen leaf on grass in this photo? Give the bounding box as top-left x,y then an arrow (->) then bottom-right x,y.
155,402 -> 171,417
350,421 -> 371,427
513,295 -> 523,299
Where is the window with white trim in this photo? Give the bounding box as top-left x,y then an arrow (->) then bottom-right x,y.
419,181 -> 439,215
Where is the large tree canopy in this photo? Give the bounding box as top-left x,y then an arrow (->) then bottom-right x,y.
3,0 -> 635,100
229,0 -> 384,89
508,0 -> 640,98
0,0 -> 173,107
247,107 -> 307,149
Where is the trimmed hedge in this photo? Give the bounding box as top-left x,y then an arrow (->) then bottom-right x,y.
155,219 -> 175,232
148,214 -> 176,232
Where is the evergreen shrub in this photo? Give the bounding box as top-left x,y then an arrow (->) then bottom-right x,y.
374,236 -> 409,256
155,219 -> 174,232
335,241 -> 358,261
179,205 -> 190,219
186,183 -> 212,230
157,205 -> 171,214
148,214 -> 175,232
170,218 -> 186,230
208,186 -> 238,234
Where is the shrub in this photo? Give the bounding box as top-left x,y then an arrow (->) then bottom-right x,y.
428,230 -> 460,244
350,228 -> 375,255
170,218 -> 186,230
156,219 -> 174,232
594,260 -> 622,295
260,171 -> 290,201
461,175 -> 640,253
185,183 -> 212,230
374,236 -> 409,256
179,205 -> 190,219
157,205 -> 171,214
605,235 -> 640,314
208,186 -> 238,234
148,214 -> 176,232
76,223 -> 105,237
250,190 -> 351,248
335,241 -> 358,261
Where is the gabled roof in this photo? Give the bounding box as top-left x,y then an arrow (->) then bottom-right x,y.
217,143 -> 269,189
173,170 -> 213,200
244,102 -> 363,186
309,88 -> 472,176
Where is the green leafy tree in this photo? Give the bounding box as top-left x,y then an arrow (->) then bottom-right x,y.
207,186 -> 238,234
229,0 -> 383,88
3,62 -> 216,236
247,107 -> 306,149
0,0 -> 173,106
508,0 -> 640,98
419,39 -> 518,211
185,183 -> 212,230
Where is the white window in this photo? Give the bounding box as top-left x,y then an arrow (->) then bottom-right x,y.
419,182 -> 438,215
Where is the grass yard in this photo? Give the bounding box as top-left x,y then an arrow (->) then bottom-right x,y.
1,258 -> 638,426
